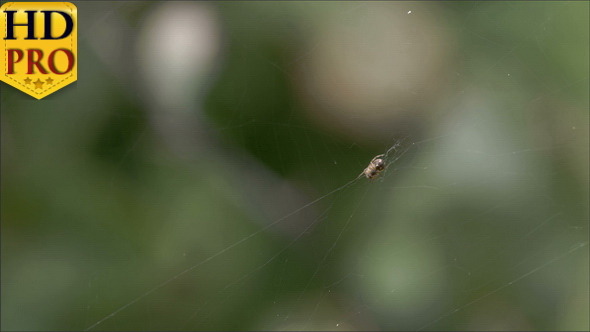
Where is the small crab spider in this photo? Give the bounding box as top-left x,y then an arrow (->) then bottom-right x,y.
360,154 -> 386,179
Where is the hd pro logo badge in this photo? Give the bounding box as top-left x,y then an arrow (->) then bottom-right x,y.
0,2 -> 77,99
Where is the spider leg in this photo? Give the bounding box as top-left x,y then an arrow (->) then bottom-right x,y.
371,154 -> 385,162
383,138 -> 407,159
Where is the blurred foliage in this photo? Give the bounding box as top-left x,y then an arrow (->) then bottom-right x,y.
1,1 -> 588,331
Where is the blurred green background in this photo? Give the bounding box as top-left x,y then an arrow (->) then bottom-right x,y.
1,1 -> 588,331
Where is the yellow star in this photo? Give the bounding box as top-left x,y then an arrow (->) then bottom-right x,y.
24,77 -> 32,84
33,79 -> 44,89
45,77 -> 54,85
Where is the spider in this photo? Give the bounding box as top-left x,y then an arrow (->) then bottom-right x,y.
361,154 -> 386,179
358,139 -> 407,180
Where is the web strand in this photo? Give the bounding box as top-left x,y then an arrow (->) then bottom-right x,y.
417,242 -> 588,331
85,176 -> 362,330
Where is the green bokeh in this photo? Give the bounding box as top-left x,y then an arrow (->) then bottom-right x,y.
1,1 -> 588,331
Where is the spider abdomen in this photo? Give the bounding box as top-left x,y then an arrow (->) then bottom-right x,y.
362,155 -> 386,179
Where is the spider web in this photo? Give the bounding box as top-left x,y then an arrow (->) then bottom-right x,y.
1,2 -> 588,332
